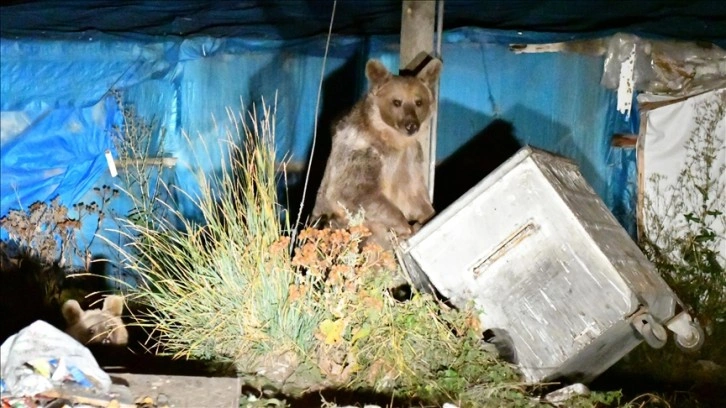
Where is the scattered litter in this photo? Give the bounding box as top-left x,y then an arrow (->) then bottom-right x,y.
36,389 -> 135,408
0,321 -> 143,408
0,321 -> 111,397
133,395 -> 169,408
543,383 -> 590,405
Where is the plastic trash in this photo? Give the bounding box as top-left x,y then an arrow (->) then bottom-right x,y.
0,320 -> 111,397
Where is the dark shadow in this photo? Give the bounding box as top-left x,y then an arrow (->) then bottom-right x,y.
434,117 -> 521,211
482,328 -> 518,364
592,363 -> 726,408
433,101 -> 606,213
0,246 -> 235,378
109,375 -> 130,387
0,248 -> 113,344
255,384 -> 429,408
257,1 -> 400,39
502,103 -> 606,202
282,51 -> 366,229
87,298 -> 238,377
0,251 -> 64,343
90,345 -> 237,377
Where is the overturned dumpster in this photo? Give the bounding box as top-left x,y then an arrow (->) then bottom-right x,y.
398,146 -> 704,384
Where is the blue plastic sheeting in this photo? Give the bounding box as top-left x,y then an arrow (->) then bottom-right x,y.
0,97 -> 118,216
0,37 -> 178,111
2,1 -> 724,47
1,36 -> 178,217
1,27 -> 640,275
606,147 -> 639,239
438,31 -> 611,182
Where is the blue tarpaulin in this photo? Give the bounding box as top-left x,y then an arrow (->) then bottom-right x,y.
1,28 -> 636,213
4,0 -> 712,273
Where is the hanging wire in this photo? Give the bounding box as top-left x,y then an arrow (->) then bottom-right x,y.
428,0 -> 445,200
436,0 -> 444,56
289,0 -> 337,251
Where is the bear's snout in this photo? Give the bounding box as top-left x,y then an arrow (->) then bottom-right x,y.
404,121 -> 419,135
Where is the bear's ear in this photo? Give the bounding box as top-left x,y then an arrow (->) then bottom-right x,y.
62,300 -> 84,325
417,58 -> 442,89
102,295 -> 124,317
365,59 -> 392,88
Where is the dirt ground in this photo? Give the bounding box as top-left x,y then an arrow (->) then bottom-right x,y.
110,373 -> 241,408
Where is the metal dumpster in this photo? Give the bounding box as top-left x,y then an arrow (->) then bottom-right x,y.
398,146 -> 703,384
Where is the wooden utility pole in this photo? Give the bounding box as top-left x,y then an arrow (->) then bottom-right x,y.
400,0 -> 440,199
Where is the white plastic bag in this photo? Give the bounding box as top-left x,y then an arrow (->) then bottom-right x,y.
0,320 -> 111,396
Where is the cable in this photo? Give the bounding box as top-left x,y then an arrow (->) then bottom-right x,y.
428,0 -> 444,200
289,0 -> 337,251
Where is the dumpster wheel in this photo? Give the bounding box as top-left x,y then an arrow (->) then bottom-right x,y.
666,311 -> 706,353
633,313 -> 668,349
674,321 -> 705,352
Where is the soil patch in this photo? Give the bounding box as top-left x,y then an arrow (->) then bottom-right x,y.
111,373 -> 241,408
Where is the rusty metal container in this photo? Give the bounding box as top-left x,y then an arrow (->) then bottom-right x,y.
398,146 -> 702,384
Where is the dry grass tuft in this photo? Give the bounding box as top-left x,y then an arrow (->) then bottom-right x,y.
108,102 -> 323,379
107,102 -> 613,406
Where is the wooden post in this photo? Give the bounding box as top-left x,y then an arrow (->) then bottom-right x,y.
400,0 -> 438,198
400,1 -> 435,73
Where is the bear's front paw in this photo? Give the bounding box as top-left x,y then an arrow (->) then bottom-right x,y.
392,223 -> 414,240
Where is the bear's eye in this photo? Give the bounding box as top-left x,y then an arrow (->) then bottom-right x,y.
415,99 -> 422,107
392,99 -> 402,107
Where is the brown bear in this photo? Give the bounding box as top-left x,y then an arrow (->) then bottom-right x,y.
312,58 -> 442,249
62,295 -> 128,346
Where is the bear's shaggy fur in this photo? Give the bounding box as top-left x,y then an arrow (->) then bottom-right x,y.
312,59 -> 442,248
62,295 -> 128,346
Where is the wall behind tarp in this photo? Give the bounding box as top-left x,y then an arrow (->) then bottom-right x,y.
0,27 -> 637,279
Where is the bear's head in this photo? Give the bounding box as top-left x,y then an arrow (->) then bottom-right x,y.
62,295 -> 128,346
366,58 -> 442,136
